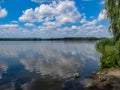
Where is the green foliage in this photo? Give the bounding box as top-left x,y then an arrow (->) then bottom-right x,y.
96,38 -> 115,53
97,0 -> 120,69
105,0 -> 120,41
97,38 -> 120,69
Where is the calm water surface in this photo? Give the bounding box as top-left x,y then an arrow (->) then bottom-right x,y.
0,41 -> 99,90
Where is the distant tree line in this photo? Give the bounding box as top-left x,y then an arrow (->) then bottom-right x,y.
0,37 -> 103,41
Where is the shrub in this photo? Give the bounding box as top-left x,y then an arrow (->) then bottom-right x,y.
96,38 -> 120,69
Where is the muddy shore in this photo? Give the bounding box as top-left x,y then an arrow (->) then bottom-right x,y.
83,68 -> 120,90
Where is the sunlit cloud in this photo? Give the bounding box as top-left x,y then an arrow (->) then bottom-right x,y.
0,7 -> 7,18
98,9 -> 107,22
0,0 -> 110,38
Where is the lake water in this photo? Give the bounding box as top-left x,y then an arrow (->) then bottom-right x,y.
0,41 -> 99,90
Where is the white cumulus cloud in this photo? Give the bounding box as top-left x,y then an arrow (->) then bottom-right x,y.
19,0 -> 81,26
24,23 -> 35,27
0,0 -> 110,38
31,0 -> 65,3
98,9 -> 107,21
0,7 -> 7,18
82,0 -> 92,2
0,22 -> 110,38
0,24 -> 18,28
80,16 -> 87,24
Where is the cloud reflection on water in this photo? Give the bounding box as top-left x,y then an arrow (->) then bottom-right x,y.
0,64 -> 8,79
0,41 -> 99,79
0,41 -> 99,90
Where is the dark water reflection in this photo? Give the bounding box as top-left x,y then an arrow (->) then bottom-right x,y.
0,41 -> 99,90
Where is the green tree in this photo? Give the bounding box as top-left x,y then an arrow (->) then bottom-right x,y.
96,0 -> 120,69
105,0 -> 120,41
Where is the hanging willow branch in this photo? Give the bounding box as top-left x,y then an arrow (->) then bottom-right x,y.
105,0 -> 120,41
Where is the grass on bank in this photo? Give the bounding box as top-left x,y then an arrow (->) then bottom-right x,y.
96,38 -> 120,69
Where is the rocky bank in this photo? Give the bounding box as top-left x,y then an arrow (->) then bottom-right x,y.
83,68 -> 120,90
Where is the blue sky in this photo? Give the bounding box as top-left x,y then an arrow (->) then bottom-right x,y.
0,0 -> 110,38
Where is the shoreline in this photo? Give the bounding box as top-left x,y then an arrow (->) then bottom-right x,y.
0,37 -> 105,41
83,68 -> 120,90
